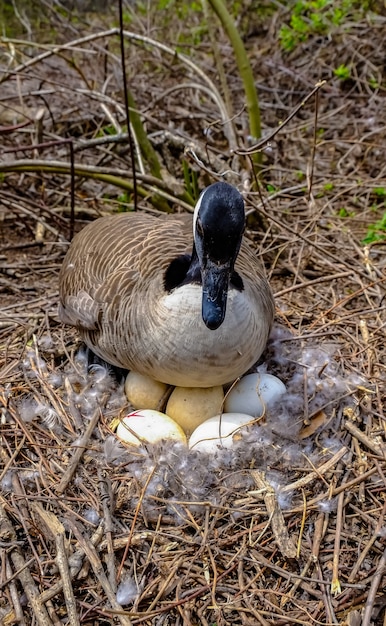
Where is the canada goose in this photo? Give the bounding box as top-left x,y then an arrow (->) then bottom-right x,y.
59,182 -> 274,387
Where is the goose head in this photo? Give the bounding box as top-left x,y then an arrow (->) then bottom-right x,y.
193,182 -> 245,331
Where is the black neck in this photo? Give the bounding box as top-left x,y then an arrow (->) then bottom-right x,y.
164,245 -> 244,293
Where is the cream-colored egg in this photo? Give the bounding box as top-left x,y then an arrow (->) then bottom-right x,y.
166,385 -> 224,435
116,410 -> 187,446
125,371 -> 169,410
188,412 -> 254,453
224,372 -> 286,417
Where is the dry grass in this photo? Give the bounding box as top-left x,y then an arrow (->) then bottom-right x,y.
0,4 -> 385,625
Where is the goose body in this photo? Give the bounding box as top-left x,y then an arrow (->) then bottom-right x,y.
59,182 -> 274,387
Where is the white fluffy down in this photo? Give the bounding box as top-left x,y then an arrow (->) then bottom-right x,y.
15,323 -> 367,514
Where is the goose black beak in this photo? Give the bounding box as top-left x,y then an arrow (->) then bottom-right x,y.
201,259 -> 231,330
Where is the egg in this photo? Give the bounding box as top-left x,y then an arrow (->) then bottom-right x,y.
125,371 -> 169,410
116,410 -> 187,446
188,412 -> 254,453
224,372 -> 286,417
166,385 -> 224,434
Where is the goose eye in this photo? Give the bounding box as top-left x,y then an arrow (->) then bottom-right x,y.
196,219 -> 204,237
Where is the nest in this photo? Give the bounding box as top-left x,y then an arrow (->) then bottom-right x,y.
0,4 -> 385,625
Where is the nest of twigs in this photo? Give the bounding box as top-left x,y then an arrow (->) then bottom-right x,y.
0,4 -> 385,625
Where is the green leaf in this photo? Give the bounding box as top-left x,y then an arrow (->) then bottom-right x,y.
362,212 -> 386,244
333,64 -> 351,80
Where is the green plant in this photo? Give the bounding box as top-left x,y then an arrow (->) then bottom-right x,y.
207,0 -> 262,148
117,192 -> 133,211
315,182 -> 334,198
368,75 -> 379,89
279,0 -> 372,52
333,64 -> 351,80
0,0 -> 53,38
338,207 -> 354,218
362,212 -> 386,244
155,0 -> 207,47
98,125 -> 117,137
182,161 -> 199,202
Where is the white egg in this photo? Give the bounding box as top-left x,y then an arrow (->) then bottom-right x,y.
125,372 -> 168,410
116,410 -> 187,446
188,413 -> 254,453
166,385 -> 224,435
224,372 -> 286,417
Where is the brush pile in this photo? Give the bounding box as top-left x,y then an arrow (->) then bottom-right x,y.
0,3 -> 385,625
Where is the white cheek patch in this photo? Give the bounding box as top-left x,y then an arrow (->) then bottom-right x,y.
192,190 -> 205,242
